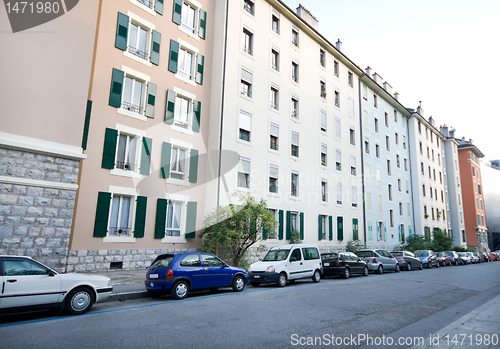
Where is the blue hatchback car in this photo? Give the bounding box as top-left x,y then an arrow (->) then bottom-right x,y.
145,252 -> 249,299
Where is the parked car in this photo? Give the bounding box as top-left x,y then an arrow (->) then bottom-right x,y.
446,251 -> 464,266
390,251 -> 423,271
459,252 -> 472,264
436,252 -> 452,266
467,252 -> 479,263
473,252 -> 482,263
356,249 -> 400,274
321,252 -> 369,279
145,252 -> 248,299
481,252 -> 492,262
413,250 -> 439,268
490,252 -> 499,261
0,255 -> 113,315
248,244 -> 322,287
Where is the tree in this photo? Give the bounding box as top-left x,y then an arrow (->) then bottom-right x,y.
200,194 -> 276,266
400,234 -> 431,252
346,240 -> 364,253
431,230 -> 454,251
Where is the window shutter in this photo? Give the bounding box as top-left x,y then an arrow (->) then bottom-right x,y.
93,192 -> 111,237
195,53 -> 204,85
398,224 -> 402,242
185,202 -> 197,238
133,196 -> 147,238
277,210 -> 283,240
383,223 -> 387,241
140,137 -> 152,175
329,216 -> 333,240
192,100 -> 201,132
115,12 -> 129,51
102,128 -> 118,169
353,218 -> 358,240
300,212 -> 304,240
150,30 -> 161,66
154,0 -> 164,15
168,39 -> 179,73
172,0 -> 182,25
318,215 -> 322,241
198,9 -> 207,40
82,100 -> 92,150
337,216 -> 343,241
165,89 -> 176,124
376,223 -> 380,241
160,142 -> 171,178
286,211 -> 291,240
145,82 -> 156,118
154,198 -> 167,239
189,149 -> 199,183
109,68 -> 124,108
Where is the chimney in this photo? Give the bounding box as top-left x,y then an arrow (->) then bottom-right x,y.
296,4 -> 318,30
428,116 -> 435,126
394,92 -> 399,101
372,72 -> 383,83
440,125 -> 449,137
365,66 -> 372,76
383,82 -> 392,94
449,128 -> 455,138
335,39 -> 342,51
469,138 -> 473,145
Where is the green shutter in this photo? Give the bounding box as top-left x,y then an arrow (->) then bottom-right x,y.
384,223 -> 387,241
189,149 -> 199,183
329,216 -> 333,240
300,212 -> 304,240
145,82 -> 156,118
133,196 -> 147,238
462,229 -> 466,243
286,211 -> 291,240
115,12 -> 129,51
154,199 -> 167,239
168,39 -> 179,73
101,128 -> 118,169
263,215 -> 268,240
337,216 -> 343,241
154,0 -> 163,15
82,100 -> 92,150
198,9 -> 206,40
278,210 -> 284,240
150,30 -> 161,66
192,100 -> 201,132
172,0 -> 182,25
195,53 -> 204,85
353,218 -> 358,240
140,137 -> 152,175
318,215 -> 322,241
376,223 -> 380,241
160,142 -> 171,178
185,202 -> 197,238
93,192 -> 111,237
398,224 -> 402,242
109,68 -> 124,108
165,89 -> 176,124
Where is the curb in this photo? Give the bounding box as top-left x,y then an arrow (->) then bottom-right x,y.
106,291 -> 149,303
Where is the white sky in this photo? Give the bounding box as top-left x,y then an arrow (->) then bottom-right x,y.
283,0 -> 500,161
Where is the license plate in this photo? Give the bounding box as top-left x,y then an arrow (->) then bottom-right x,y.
323,263 -> 330,266
149,274 -> 158,279
253,275 -> 260,278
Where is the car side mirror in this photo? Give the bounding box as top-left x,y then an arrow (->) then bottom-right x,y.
47,270 -> 55,277
290,257 -> 297,262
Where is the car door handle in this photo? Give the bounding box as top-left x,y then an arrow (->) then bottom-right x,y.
204,269 -> 208,273
300,262 -> 303,265
7,279 -> 17,283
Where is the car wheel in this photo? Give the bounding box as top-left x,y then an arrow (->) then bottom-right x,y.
419,262 -> 423,270
148,290 -> 162,298
427,262 -> 432,269
363,266 -> 369,276
276,272 -> 287,287
395,264 -> 400,273
312,270 -> 321,283
377,265 -> 383,274
232,275 -> 245,292
64,287 -> 95,315
171,280 -> 189,300
407,263 -> 411,271
251,282 -> 260,287
436,261 -> 440,268
342,267 -> 350,279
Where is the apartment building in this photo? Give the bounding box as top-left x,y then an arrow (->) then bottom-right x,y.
206,0 -> 364,251
457,138 -> 488,251
439,126 -> 466,247
68,0 -> 214,271
0,1 -> 99,271
360,69 -> 413,250
407,109 -> 448,239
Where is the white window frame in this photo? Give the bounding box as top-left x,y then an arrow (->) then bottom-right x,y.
161,193 -> 190,243
177,0 -> 203,40
124,12 -> 155,67
111,124 -> 145,179
166,138 -> 193,186
174,39 -> 199,85
237,156 -> 251,189
118,66 -> 150,121
104,186 -> 139,243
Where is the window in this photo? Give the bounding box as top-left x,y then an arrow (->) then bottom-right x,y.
481,199 -> 483,211
270,86 -> 279,110
291,28 -> 299,46
269,165 -> 278,193
364,137 -> 370,154
362,109 -> 369,128
321,179 -> 328,202
271,48 -> 279,71
374,117 -> 379,133
177,47 -> 194,80
109,194 -> 133,236
427,147 -> 430,159
116,133 -> 138,171
478,184 -> 482,195
170,146 -> 187,180
319,49 -> 326,67
431,208 -> 435,220
406,179 -> 409,194
335,118 -> 341,139
387,159 -> 391,176
433,169 -> 436,181
320,215 -> 327,240
122,75 -> 145,114
165,200 -> 183,236
291,131 -> 299,157
396,154 -> 400,168
128,22 -> 149,60
181,2 -> 196,33
242,28 -> 253,55
403,135 -> 407,150
419,142 -> 423,154
421,162 -> 424,175
291,172 -> 298,196
386,135 -> 390,151
291,213 -> 298,232
336,183 -> 342,204
390,209 -> 394,227
384,112 -> 389,127
320,80 -> 326,98
365,163 -> 371,184
376,167 -> 381,187
291,61 -> 299,82
423,184 -> 426,197
407,202 -> 411,217
404,158 -> 408,171
238,111 -> 251,142
272,13 -> 280,34
351,156 -> 356,176
432,149 -> 434,161
441,191 -> 444,203
334,60 -> 339,77
243,0 -> 254,15
348,72 -> 353,87
3,258 -> 48,276
394,110 -> 398,123
398,178 -> 402,192
388,184 -> 393,201
377,194 -> 383,214
373,94 -> 378,108
418,121 -> 421,134
476,197 -> 480,209
349,128 -> 355,145
438,154 -> 441,166
267,209 -> 278,239
424,205 -> 427,217
237,156 -> 250,188
270,123 -> 279,150
395,133 -> 399,146
321,144 -> 327,166
291,96 -> 298,118
336,150 -> 342,171
375,143 -> 380,159
334,90 -> 340,107
351,186 -> 357,207
428,166 -> 431,179
320,110 -> 327,132
240,68 -> 253,98
366,191 -> 373,211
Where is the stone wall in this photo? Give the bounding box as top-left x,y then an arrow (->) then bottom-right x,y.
0,147 -> 79,271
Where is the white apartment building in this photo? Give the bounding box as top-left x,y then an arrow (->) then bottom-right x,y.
206,0 -> 364,250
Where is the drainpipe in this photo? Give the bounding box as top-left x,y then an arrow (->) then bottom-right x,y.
357,74 -> 368,248
407,114 -> 417,241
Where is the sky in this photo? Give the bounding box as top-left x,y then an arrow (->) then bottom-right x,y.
283,0 -> 500,161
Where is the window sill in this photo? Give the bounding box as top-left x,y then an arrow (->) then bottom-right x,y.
124,51 -> 152,67
161,236 -> 187,244
110,169 -> 143,179
174,73 -> 197,86
239,93 -> 253,102
268,148 -> 280,155
178,25 -> 200,41
288,195 -> 300,202
236,138 -> 253,147
266,192 -> 280,199
290,116 -> 300,123
117,108 -> 147,121
170,124 -> 194,135
166,178 -> 190,187
129,0 -> 156,16
103,236 -> 136,243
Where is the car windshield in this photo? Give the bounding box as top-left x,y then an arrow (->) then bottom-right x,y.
391,252 -> 403,256
414,251 -> 428,257
262,249 -> 290,261
437,252 -> 445,257
150,255 -> 174,269
356,251 -> 373,257
460,253 -> 467,257
446,251 -> 454,256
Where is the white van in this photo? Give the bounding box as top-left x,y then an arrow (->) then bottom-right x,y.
248,244 -> 322,287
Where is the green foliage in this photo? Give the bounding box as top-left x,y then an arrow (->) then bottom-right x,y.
346,240 -> 364,253
400,234 -> 431,252
431,230 -> 454,252
401,230 -> 454,252
289,231 -> 302,244
452,246 -> 467,252
200,193 -> 276,267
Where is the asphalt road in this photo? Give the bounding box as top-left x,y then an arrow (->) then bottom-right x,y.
1,262 -> 499,349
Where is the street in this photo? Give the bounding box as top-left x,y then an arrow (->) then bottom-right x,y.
1,262 -> 499,349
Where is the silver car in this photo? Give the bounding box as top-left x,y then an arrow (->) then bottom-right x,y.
391,250 -> 423,271
356,249 -> 400,274
459,252 -> 472,264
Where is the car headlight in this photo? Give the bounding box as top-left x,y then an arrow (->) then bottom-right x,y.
423,258 -> 428,262
266,266 -> 275,273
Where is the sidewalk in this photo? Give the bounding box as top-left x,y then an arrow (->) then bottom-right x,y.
92,268 -> 149,302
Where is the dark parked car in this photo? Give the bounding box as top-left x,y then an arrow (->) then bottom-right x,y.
321,252 -> 369,279
480,252 -> 492,262
413,250 -> 439,268
446,251 -> 464,266
145,252 -> 248,299
391,251 -> 423,271
436,252 -> 452,266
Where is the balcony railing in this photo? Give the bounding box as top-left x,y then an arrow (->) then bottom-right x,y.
242,44 -> 253,55
270,101 -> 279,110
109,227 -> 132,236
136,0 -> 153,9
116,161 -> 137,171
128,45 -> 148,60
240,86 -> 252,98
121,101 -> 142,114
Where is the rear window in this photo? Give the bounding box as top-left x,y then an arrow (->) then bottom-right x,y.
150,255 -> 174,269
356,251 -> 373,257
263,249 -> 290,261
414,251 -> 428,257
303,247 -> 320,260
391,251 -> 403,257
322,253 -> 338,261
